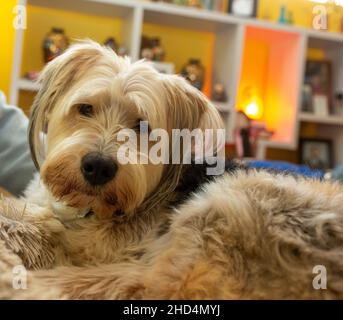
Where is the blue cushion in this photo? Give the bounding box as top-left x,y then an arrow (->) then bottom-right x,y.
248,160 -> 324,179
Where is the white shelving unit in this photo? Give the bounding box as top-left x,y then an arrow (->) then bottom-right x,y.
10,0 -> 343,164
17,78 -> 40,92
300,112 -> 343,126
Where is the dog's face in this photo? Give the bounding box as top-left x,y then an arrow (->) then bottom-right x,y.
29,41 -> 223,221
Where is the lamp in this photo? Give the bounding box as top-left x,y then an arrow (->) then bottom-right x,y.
241,86 -> 264,120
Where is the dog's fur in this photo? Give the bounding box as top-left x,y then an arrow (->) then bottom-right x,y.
0,41 -> 342,299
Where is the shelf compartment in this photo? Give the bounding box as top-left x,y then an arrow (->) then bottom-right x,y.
237,25 -> 305,146
21,0 -> 141,75
307,34 -> 343,112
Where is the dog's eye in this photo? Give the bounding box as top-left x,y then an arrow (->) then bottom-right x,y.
133,119 -> 150,133
133,121 -> 141,132
79,104 -> 93,117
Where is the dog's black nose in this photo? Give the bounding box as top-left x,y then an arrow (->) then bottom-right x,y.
81,153 -> 117,186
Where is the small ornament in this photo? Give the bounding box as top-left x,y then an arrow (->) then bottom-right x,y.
212,83 -> 227,102
150,37 -> 165,62
140,35 -> 165,61
278,5 -> 288,24
104,37 -> 128,57
334,93 -> 343,116
43,27 -> 69,63
117,46 -> 128,57
141,47 -> 154,60
301,84 -> 313,113
188,0 -> 202,8
235,111 -> 252,158
25,71 -> 40,81
229,0 -> 258,18
180,58 -> 205,91
104,37 -> 118,52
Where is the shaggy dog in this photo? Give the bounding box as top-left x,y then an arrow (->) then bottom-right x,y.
0,41 -> 342,299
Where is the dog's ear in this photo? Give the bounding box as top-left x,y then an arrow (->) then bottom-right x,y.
160,74 -> 223,132
160,74 -> 225,162
29,41 -> 110,169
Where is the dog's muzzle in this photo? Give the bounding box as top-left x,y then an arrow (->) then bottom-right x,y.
81,152 -> 117,186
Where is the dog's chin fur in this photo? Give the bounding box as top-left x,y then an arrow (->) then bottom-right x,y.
0,41 -> 342,299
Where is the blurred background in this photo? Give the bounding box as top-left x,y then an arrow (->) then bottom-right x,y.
2,0 -> 343,181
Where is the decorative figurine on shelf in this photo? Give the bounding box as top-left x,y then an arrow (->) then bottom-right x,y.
150,37 -> 165,61
188,0 -> 202,8
212,82 -> 228,102
334,93 -> 343,116
140,35 -> 165,61
141,35 -> 154,60
180,58 -> 205,91
277,6 -> 293,25
117,46 -> 128,57
305,60 -> 332,115
234,111 -> 252,158
141,47 -> 154,60
234,110 -> 273,159
301,84 -> 313,113
24,71 -> 40,82
229,0 -> 258,18
104,37 -> 128,57
43,27 -> 69,63
278,5 -> 288,24
104,37 -> 118,52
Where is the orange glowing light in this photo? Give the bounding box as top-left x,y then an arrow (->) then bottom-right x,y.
239,85 -> 264,120
244,99 -> 263,120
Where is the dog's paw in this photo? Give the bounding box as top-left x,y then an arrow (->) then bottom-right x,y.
0,239 -> 22,269
0,197 -> 65,270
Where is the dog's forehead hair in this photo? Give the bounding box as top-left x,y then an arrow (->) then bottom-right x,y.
52,55 -> 167,129
57,76 -> 142,122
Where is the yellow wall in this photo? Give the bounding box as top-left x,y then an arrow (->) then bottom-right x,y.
22,5 -> 123,74
0,0 -> 17,97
